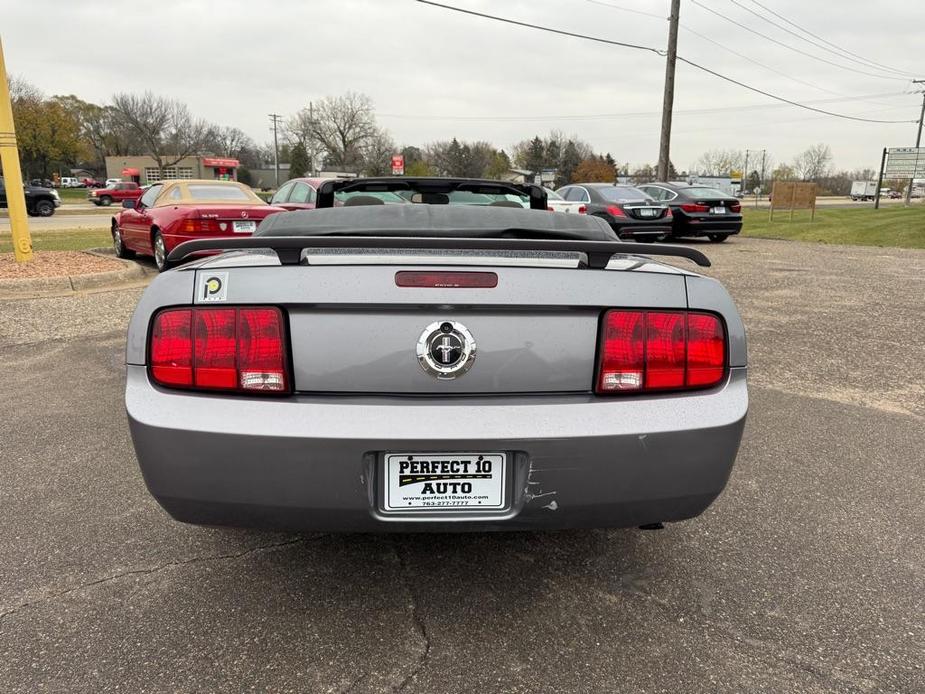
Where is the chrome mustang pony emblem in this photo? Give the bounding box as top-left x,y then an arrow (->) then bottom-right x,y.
416,321 -> 477,380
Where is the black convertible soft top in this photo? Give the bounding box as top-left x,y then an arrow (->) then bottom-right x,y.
256,204 -> 619,242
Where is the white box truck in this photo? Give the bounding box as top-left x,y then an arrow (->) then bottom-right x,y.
850,181 -> 877,201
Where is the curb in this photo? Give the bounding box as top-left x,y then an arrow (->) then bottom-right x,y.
0,251 -> 151,300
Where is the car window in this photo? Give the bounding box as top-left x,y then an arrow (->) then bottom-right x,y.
289,182 -> 313,204
562,187 -> 580,202
139,184 -> 162,208
683,187 -> 730,198
168,187 -> 182,201
574,188 -> 590,203
596,186 -> 651,203
186,184 -> 253,201
544,187 -> 564,201
271,182 -> 293,204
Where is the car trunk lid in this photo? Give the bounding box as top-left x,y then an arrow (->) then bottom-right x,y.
192,259 -> 689,394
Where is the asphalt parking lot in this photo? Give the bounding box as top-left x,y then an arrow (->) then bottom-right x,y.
0,237 -> 922,693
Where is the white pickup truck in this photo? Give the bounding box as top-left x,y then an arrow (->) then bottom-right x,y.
544,187 -> 587,214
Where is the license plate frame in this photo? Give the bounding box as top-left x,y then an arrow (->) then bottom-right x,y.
232,220 -> 257,233
710,206 -> 727,215
382,452 -> 507,512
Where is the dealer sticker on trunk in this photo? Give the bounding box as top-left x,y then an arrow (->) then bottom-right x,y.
383,453 -> 506,511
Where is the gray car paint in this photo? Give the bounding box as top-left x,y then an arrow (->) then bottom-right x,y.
125,247 -> 747,530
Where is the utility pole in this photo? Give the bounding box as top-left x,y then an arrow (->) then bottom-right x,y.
757,149 -> 766,208
903,81 -> 925,206
0,37 -> 32,263
269,113 -> 283,188
742,149 -> 750,195
656,0 -> 680,182
307,102 -> 316,177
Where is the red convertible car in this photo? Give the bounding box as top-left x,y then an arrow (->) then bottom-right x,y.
111,180 -> 285,271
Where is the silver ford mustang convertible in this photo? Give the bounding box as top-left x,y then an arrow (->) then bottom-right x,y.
125,178 -> 747,532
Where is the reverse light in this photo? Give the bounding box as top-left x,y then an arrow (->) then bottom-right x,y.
150,307 -> 289,393
596,310 -> 726,394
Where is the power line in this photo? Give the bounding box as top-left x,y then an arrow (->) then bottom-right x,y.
586,0 -> 894,103
689,0 -> 911,82
416,0 -> 663,55
416,1 -> 918,124
746,0 -> 918,78
584,0 -> 665,21
379,92 -> 913,122
730,0 -> 916,79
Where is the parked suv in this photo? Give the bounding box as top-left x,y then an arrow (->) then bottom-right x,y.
88,181 -> 143,206
0,177 -> 61,217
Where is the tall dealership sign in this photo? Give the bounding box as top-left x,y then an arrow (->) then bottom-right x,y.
875,147 -> 925,208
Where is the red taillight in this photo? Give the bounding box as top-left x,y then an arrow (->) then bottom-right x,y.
606,205 -> 626,217
596,310 -> 726,394
680,203 -> 710,213
729,202 -> 741,213
150,307 -> 288,393
150,309 -> 192,387
395,271 -> 498,288
665,208 -> 673,218
578,205 -> 587,214
178,218 -> 223,234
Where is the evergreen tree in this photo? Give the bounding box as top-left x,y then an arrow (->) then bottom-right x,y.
288,141 -> 311,179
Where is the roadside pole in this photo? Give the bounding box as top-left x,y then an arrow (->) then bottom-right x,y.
269,113 -> 282,188
903,84 -> 924,206
874,147 -> 887,210
656,0 -> 680,182
0,37 -> 33,263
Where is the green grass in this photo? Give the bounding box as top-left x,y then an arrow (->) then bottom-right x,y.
0,229 -> 112,253
741,205 -> 925,249
57,188 -> 93,201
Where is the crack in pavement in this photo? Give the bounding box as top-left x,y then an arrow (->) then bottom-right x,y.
0,534 -> 325,624
391,540 -> 432,693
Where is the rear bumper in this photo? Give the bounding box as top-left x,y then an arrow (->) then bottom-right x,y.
126,366 -> 748,532
610,221 -> 672,239
675,217 -> 743,236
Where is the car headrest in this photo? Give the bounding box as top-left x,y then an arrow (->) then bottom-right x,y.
343,195 -> 386,207
411,192 -> 450,205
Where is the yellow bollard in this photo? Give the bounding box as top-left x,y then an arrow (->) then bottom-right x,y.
0,36 -> 33,263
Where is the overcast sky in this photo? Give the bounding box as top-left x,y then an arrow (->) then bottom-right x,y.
2,0 -> 923,172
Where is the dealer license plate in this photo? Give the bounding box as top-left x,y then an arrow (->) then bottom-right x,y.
710,206 -> 726,214
232,220 -> 257,233
383,452 -> 506,511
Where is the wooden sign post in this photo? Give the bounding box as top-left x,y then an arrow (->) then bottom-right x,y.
769,181 -> 817,222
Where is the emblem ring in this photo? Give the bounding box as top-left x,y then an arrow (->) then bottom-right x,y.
416,321 -> 477,380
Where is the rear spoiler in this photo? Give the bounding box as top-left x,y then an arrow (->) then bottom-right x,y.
166,236 -> 710,269
316,177 -> 549,210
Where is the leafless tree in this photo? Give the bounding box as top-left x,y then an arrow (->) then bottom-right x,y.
361,127 -> 397,176
8,75 -> 42,106
793,143 -> 832,181
694,149 -> 745,176
110,92 -> 215,171
209,126 -> 254,158
298,92 -> 378,172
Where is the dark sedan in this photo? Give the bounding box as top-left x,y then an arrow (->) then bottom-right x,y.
556,184 -> 671,242
637,183 -> 742,242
